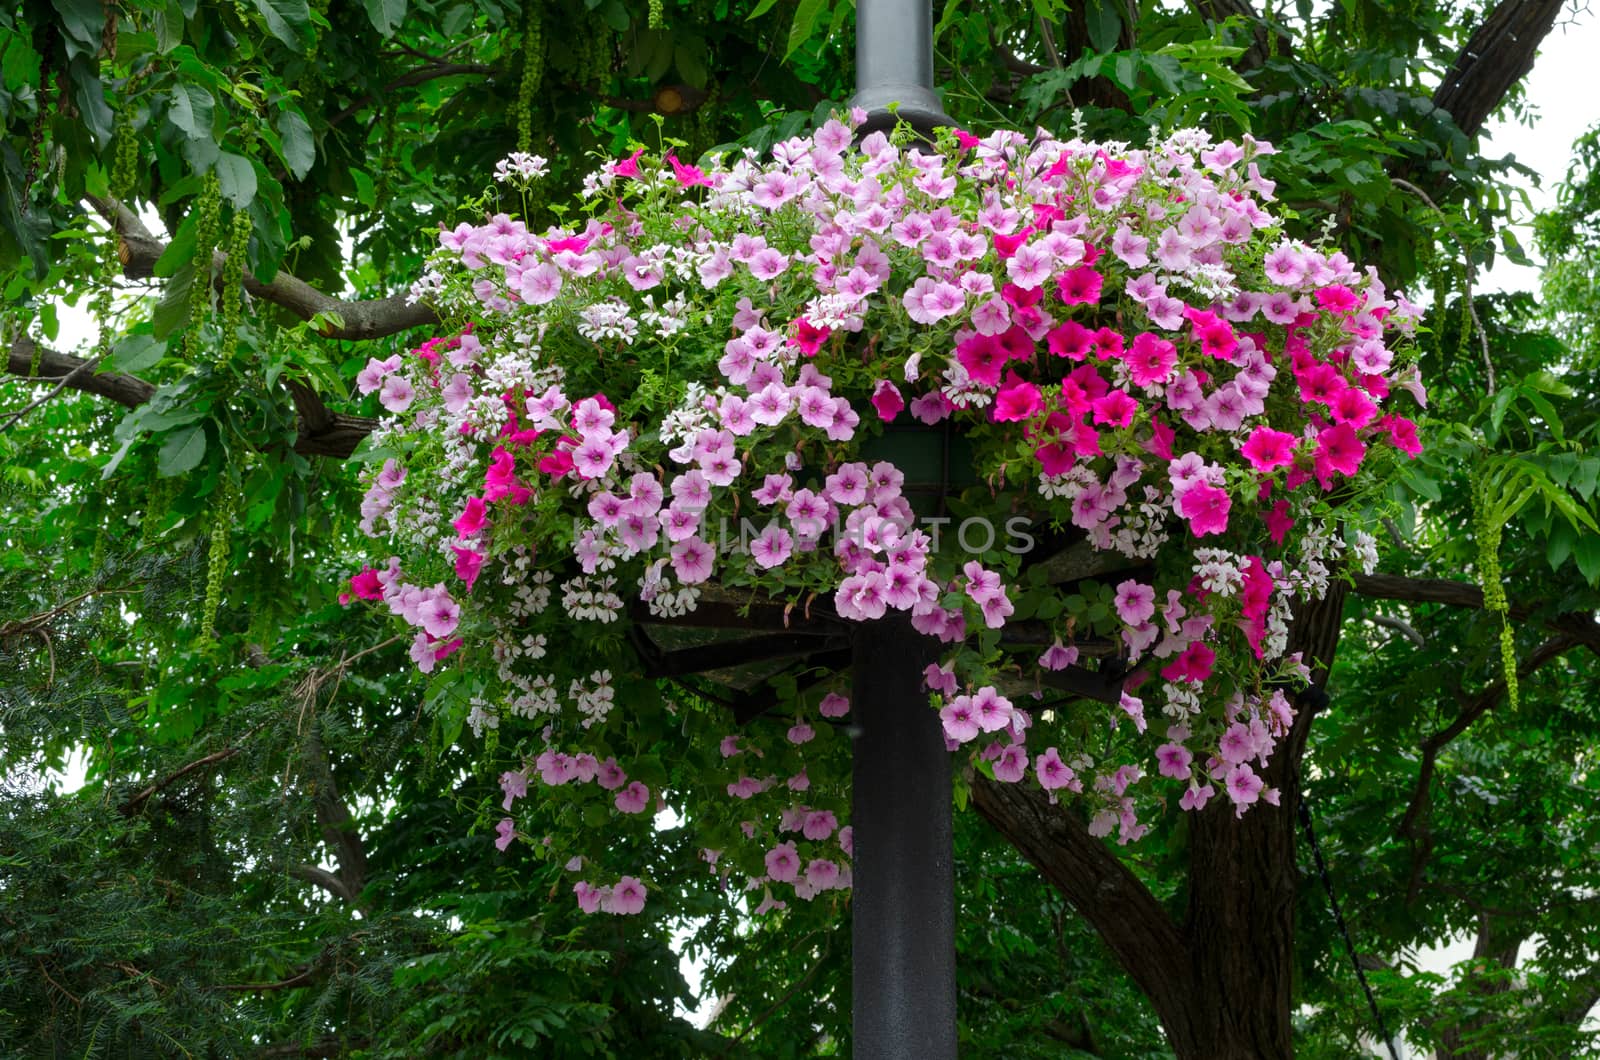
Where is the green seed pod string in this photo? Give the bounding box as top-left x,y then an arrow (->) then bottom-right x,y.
374,104 -> 399,211
184,174 -> 223,363
201,472 -> 237,642
516,2 -> 545,152
142,473 -> 172,546
648,0 -> 665,29
218,210 -> 252,365
1471,468 -> 1518,708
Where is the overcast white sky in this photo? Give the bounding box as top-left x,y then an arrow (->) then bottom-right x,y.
1477,5 -> 1600,292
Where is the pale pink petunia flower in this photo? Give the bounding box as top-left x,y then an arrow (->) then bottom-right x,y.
605,876 -> 647,915
765,842 -> 801,882
614,781 -> 650,814
670,536 -> 715,584
379,374 -> 415,413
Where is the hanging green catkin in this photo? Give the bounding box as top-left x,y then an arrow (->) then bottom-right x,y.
183,174 -> 223,363
111,119 -> 138,200
217,209 -> 252,364
515,2 -> 544,152
201,473 -> 236,642
373,105 -> 399,211
647,0 -> 664,29
1471,469 -> 1518,708
142,473 -> 172,545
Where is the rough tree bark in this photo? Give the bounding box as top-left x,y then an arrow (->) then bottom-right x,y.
974,584 -> 1347,1058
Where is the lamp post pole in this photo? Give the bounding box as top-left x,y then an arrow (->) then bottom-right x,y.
847,11 -> 957,1046
850,614 -> 956,1057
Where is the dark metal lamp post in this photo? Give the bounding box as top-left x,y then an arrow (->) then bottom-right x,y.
852,0 -> 950,136
849,10 -> 961,1055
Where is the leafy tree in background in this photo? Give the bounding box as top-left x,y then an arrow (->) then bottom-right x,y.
1,0 -> 1597,1055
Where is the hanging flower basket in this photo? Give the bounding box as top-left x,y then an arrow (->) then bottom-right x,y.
343,113 -> 1424,913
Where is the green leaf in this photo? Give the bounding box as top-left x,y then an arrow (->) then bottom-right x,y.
215,152 -> 258,209
1574,533 -> 1600,587
674,35 -> 709,89
441,3 -> 473,34
157,425 -> 207,477
933,0 -> 964,37
1112,53 -> 1139,91
153,0 -> 186,51
276,109 -> 315,180
50,0 -> 105,59
1572,457 -> 1599,503
601,0 -> 630,32
1546,520 -> 1575,572
786,0 -> 828,58
168,84 -> 215,140
1,36 -> 43,92
68,55 -> 114,143
251,0 -> 310,49
105,333 -> 164,374
1086,0 -> 1122,53
362,0 -> 407,36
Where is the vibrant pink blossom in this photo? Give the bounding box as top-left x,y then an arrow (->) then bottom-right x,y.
1241,426 -> 1297,472
670,536 -> 715,584
940,695 -> 980,744
993,744 -> 1029,782
1265,500 -> 1294,545
1091,389 -> 1139,428
871,379 -> 904,421
992,376 -> 1044,422
451,546 -> 484,590
819,692 -> 850,718
802,810 -> 838,840
1056,266 -> 1104,306
1313,422 -> 1366,485
1039,639 -> 1078,671
1176,483 -> 1231,537
1036,747 -> 1076,791
379,374 -> 415,413
805,858 -> 841,890
1224,763 -> 1263,813
1160,640 -> 1216,684
597,757 -> 627,790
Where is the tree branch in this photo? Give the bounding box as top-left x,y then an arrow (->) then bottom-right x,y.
302,727 -> 369,906
89,193 -> 438,342
0,351 -> 105,433
289,864 -> 359,904
328,63 -> 496,127
119,722 -> 266,816
969,774 -> 1200,1046
6,333 -> 154,408
1395,633 -> 1580,893
5,334 -> 376,459
1430,0 -> 1566,138
216,964 -> 319,992
1351,573 -> 1600,655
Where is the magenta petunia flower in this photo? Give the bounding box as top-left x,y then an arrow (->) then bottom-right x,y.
1176,482 -> 1231,537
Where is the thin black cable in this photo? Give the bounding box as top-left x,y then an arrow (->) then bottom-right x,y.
1299,797 -> 1401,1060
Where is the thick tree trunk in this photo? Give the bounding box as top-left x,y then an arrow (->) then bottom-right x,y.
1166,582 -> 1349,1059
975,583 -> 1348,1057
